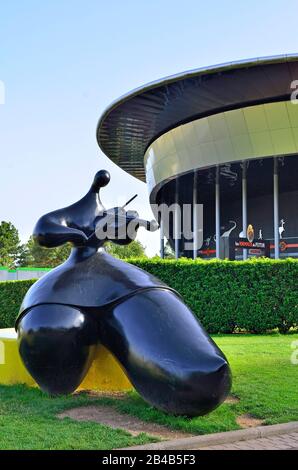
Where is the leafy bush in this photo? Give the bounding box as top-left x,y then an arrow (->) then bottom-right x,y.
0,258 -> 297,333
128,258 -> 298,334
0,280 -> 35,328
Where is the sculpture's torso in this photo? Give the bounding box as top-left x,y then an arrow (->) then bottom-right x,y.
16,247 -> 172,325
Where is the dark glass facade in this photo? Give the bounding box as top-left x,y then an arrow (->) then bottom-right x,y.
155,155 -> 298,258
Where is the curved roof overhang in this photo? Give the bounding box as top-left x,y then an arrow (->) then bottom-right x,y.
145,99 -> 298,201
97,54 -> 298,182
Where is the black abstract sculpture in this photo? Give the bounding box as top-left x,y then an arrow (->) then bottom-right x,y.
16,170 -> 231,416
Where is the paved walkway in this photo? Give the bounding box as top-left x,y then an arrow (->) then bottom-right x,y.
199,432 -> 298,450
58,405 -> 193,440
126,422 -> 298,451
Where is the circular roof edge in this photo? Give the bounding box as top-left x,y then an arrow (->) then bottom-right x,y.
97,53 -> 298,181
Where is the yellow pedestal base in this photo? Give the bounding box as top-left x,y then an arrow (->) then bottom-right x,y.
0,328 -> 133,392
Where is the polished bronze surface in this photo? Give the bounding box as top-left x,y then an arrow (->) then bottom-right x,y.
16,171 -> 231,415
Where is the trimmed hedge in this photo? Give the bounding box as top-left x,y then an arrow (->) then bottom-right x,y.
0,258 -> 297,333
130,258 -> 298,334
0,280 -> 35,329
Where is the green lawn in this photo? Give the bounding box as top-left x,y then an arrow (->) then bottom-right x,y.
0,386 -> 156,450
0,333 -> 297,449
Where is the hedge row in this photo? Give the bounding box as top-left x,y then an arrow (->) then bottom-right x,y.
0,279 -> 35,329
130,258 -> 298,334
0,258 -> 297,333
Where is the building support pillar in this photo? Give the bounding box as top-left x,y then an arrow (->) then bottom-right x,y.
160,218 -> 164,259
242,162 -> 248,260
175,179 -> 180,259
274,157 -> 280,259
215,166 -> 220,258
193,170 -> 198,260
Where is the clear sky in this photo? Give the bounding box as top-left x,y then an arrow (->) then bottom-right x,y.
0,0 -> 297,255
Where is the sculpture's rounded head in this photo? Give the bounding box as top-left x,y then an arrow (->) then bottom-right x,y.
92,170 -> 110,191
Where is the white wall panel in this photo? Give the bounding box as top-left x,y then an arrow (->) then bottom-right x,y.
145,100 -> 298,194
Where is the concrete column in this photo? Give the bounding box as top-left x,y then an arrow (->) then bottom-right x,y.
160,218 -> 164,259
242,162 -> 248,260
274,157 -> 279,259
215,166 -> 220,258
193,170 -> 198,260
174,179 -> 180,259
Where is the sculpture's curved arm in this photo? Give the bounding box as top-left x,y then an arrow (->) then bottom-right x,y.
33,213 -> 88,248
32,170 -> 158,250
88,209 -> 158,247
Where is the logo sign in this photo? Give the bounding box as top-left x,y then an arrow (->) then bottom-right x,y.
223,237 -> 270,260
235,240 -> 267,249
246,224 -> 254,243
249,249 -> 262,255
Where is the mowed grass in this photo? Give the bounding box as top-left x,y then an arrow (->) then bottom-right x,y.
0,334 -> 297,449
107,333 -> 298,435
0,387 -> 157,450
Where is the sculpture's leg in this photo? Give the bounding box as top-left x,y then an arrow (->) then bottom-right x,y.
98,289 -> 231,416
17,304 -> 98,395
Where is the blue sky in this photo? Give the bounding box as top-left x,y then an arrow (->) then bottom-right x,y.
0,0 -> 297,255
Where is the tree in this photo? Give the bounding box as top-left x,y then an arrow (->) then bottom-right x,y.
23,236 -> 71,268
0,221 -> 25,268
105,240 -> 146,259
21,237 -> 147,268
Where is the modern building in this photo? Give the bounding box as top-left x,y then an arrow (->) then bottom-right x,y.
97,55 -> 298,259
